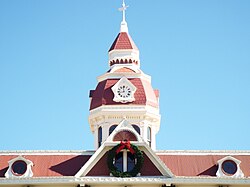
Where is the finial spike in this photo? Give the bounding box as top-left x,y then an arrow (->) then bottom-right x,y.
118,0 -> 129,32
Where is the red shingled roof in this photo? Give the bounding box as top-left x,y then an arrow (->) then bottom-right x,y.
157,154 -> 250,177
113,67 -> 136,73
1,153 -> 250,177
109,32 -> 138,52
0,155 -> 91,177
89,78 -> 159,110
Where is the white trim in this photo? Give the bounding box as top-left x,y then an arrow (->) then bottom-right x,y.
0,150 -> 95,156
97,70 -> 151,83
2,150 -> 249,156
156,150 -> 250,156
1,176 -> 250,185
89,105 -> 160,115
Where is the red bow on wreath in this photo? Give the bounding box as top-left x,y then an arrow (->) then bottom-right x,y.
116,140 -> 135,154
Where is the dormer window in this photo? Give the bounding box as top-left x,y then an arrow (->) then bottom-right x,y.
216,156 -> 244,178
5,156 -> 33,178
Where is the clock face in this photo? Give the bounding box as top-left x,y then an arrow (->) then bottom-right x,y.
117,85 -> 131,98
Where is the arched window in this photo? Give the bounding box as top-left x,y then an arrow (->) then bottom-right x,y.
132,125 -> 140,134
147,126 -> 151,147
113,130 -> 137,141
109,125 -> 118,135
98,127 -> 102,147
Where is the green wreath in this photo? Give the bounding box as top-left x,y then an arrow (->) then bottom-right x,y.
107,141 -> 144,177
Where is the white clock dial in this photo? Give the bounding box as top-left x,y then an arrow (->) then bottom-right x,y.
117,85 -> 132,98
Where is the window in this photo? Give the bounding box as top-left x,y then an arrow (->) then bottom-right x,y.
115,152 -> 123,172
127,152 -> 135,172
98,127 -> 102,147
113,130 -> 137,141
114,150 -> 136,172
11,160 -> 27,176
132,125 -> 140,134
109,125 -> 118,135
147,126 -> 151,147
222,160 -> 237,175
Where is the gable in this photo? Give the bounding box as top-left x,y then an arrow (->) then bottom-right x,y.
86,152 -> 162,177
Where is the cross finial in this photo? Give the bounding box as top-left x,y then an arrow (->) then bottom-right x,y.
118,0 -> 129,32
119,0 -> 128,23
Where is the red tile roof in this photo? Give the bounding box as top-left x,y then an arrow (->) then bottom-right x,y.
109,32 -> 138,52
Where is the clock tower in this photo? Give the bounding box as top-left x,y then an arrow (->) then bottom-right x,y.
89,1 -> 161,150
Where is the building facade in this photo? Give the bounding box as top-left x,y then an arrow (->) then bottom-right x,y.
1,1 -> 250,187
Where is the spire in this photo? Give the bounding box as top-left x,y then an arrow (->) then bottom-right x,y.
108,0 -> 140,68
119,0 -> 129,32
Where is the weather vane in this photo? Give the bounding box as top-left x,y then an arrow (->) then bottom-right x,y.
118,0 -> 129,23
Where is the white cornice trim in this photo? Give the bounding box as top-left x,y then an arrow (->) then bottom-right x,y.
2,150 -> 249,156
89,105 -> 160,115
0,150 -> 95,156
156,150 -> 250,156
1,176 -> 250,185
97,70 -> 151,83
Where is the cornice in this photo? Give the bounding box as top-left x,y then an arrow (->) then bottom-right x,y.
97,69 -> 151,83
156,150 -> 250,155
1,176 -> 250,185
0,150 -> 95,156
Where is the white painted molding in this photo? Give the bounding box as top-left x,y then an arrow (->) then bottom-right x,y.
97,69 -> 151,83
1,175 -> 250,185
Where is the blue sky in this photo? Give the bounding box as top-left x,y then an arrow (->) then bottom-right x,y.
0,0 -> 249,151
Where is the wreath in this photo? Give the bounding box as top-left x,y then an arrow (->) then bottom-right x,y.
107,140 -> 144,177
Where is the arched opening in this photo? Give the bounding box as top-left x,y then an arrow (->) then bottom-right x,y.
132,125 -> 140,134
109,125 -> 118,135
113,130 -> 137,141
98,126 -> 102,147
